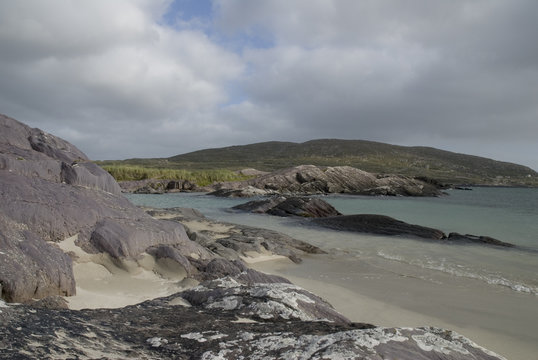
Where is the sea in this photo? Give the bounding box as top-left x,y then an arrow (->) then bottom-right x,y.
125,187 -> 538,359
126,187 -> 538,296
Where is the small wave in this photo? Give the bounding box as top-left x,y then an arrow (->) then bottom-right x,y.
376,251 -> 538,296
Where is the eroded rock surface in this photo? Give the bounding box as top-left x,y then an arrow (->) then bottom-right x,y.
0,114 -> 209,302
147,207 -> 325,263
0,289 -> 505,360
233,196 -> 342,218
313,214 -> 446,239
210,164 -> 443,197
312,214 -> 516,247
119,178 -> 197,193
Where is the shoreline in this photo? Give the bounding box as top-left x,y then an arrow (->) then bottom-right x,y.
58,213 -> 536,360
250,254 -> 536,360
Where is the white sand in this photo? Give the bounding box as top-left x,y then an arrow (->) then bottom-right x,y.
59,235 -> 195,310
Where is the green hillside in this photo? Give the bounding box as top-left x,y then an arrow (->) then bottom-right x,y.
97,139 -> 538,186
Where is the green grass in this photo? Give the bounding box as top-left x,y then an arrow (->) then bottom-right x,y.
101,165 -> 252,187
97,139 -> 538,187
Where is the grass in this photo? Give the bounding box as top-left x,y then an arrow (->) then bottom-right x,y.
101,165 -> 252,187
96,139 -> 538,187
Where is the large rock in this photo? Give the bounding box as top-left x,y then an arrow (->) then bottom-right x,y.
0,289 -> 505,359
118,179 -> 197,193
180,276 -> 351,324
147,207 -> 325,263
447,233 -> 514,247
211,164 -> 443,197
0,114 -> 210,303
313,215 -> 516,247
233,196 -> 342,217
313,214 -> 446,239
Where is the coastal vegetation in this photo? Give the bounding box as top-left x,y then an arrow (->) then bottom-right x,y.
97,139 -> 538,186
101,165 -> 252,186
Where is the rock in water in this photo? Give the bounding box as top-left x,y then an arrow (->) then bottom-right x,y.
313,214 -> 446,239
233,196 -> 342,217
0,114 -> 209,303
447,232 -> 515,247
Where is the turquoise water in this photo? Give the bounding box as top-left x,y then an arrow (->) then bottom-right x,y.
323,187 -> 538,250
125,188 -> 538,295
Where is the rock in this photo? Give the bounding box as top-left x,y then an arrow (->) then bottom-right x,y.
210,165 -> 443,197
180,276 -> 351,324
313,214 -> 446,239
235,168 -> 269,177
190,258 -> 291,284
313,215 -> 516,247
447,233 -> 515,247
357,174 -> 443,196
118,179 -> 198,193
0,291 -> 506,359
0,114 -> 209,303
148,207 -> 325,263
233,196 -> 342,218
209,185 -> 273,197
29,296 -> 69,310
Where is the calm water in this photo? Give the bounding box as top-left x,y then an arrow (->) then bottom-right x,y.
126,188 -> 538,296
126,188 -> 538,359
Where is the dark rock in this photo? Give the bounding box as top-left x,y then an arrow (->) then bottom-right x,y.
0,292 -> 505,360
232,196 -> 287,213
208,186 -> 272,197
313,214 -> 446,239
29,296 -> 69,310
234,196 -> 342,218
119,179 -> 198,193
447,233 -> 515,247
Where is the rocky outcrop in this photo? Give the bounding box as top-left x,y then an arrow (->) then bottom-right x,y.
446,233 -> 514,247
0,114 -> 210,303
313,214 -> 446,239
312,214 -> 516,247
210,164 -> 443,197
118,179 -> 197,193
147,207 -> 325,263
0,288 -> 505,359
181,276 -> 351,324
209,185 -> 274,197
233,196 -> 342,217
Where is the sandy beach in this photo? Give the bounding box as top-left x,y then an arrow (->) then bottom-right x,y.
58,218 -> 536,360
251,255 -> 536,360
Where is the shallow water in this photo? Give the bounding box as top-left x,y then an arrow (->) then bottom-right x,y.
126,189 -> 538,359
126,188 -> 538,296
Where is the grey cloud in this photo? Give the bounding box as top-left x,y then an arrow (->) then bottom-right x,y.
0,0 -> 537,170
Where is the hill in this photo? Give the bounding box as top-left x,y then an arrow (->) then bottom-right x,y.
99,139 -> 538,186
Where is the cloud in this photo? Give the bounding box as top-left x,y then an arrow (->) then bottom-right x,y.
216,0 -> 538,168
0,0 -> 537,170
0,0 -> 243,158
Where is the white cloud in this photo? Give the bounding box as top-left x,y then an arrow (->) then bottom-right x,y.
0,0 -> 244,159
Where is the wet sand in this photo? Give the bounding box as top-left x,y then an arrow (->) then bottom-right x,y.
251,255 -> 537,360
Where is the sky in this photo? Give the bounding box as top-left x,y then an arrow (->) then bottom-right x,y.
0,1 -> 537,170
